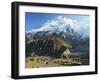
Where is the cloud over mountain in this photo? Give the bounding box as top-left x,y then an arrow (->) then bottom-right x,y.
26,15 -> 89,38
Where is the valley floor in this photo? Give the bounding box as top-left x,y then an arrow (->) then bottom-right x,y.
25,55 -> 89,68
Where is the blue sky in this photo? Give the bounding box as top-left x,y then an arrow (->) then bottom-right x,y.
25,12 -> 90,32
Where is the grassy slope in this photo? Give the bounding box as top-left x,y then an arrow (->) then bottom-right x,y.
25,57 -> 60,68
25,55 -> 88,68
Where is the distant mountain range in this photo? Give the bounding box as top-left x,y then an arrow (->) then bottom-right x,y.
26,16 -> 89,40
26,16 -> 89,57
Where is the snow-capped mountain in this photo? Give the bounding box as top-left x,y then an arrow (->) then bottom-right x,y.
26,16 -> 89,38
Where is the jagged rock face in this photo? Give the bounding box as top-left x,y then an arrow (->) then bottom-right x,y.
26,37 -> 70,58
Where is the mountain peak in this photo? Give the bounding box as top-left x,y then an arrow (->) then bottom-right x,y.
26,15 -> 89,38
27,16 -> 79,33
